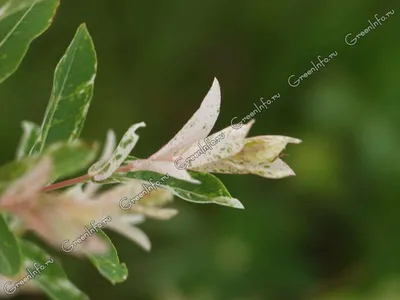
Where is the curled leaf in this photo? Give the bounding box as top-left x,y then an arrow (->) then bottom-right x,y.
89,122 -> 146,181
151,78 -> 221,159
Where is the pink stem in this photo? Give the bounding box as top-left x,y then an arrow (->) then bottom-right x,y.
41,161 -> 139,192
41,174 -> 90,192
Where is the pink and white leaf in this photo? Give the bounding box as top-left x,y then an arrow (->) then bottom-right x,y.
89,122 -> 146,181
178,120 -> 255,169
107,221 -> 151,251
151,78 -> 221,159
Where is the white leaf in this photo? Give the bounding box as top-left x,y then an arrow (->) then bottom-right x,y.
85,130 -> 117,196
129,205 -> 178,220
107,222 -> 151,251
151,78 -> 221,159
178,120 -> 255,169
260,158 -> 296,178
243,135 -> 301,163
89,123 -> 145,181
118,214 -> 146,225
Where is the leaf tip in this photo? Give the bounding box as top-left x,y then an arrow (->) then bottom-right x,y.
230,198 -> 245,209
214,197 -> 245,209
78,23 -> 88,30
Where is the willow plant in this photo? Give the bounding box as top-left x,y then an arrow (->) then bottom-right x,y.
0,1 -> 300,299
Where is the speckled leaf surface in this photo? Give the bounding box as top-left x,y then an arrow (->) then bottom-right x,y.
33,24 -> 97,153
86,230 -> 128,285
151,78 -> 221,159
89,123 -> 146,182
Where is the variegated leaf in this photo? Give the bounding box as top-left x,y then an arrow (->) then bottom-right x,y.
0,0 -> 59,83
32,24 -> 97,153
151,78 -> 221,159
89,122 -> 146,182
128,159 -> 200,184
177,120 -> 255,169
194,136 -> 301,179
240,135 -> 302,163
193,157 -> 297,178
124,170 -> 244,209
86,230 -> 128,285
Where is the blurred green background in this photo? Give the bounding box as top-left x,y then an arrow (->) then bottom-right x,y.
1,0 -> 400,299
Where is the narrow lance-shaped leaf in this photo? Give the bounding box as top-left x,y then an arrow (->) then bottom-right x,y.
32,24 -> 97,154
19,240 -> 89,300
151,78 -> 221,160
86,230 -> 128,284
89,122 -> 146,182
0,214 -> 22,276
16,121 -> 40,160
124,166 -> 244,209
0,0 -> 59,83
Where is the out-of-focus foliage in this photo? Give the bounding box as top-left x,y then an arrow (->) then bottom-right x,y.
0,0 -> 399,299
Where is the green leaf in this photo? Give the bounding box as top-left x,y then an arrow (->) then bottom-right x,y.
0,214 -> 22,276
0,0 -> 49,20
125,169 -> 244,209
44,141 -> 98,181
16,121 -> 40,160
86,230 -> 128,284
32,24 -> 97,154
19,240 -> 89,300
0,0 -> 59,84
0,141 -> 98,195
